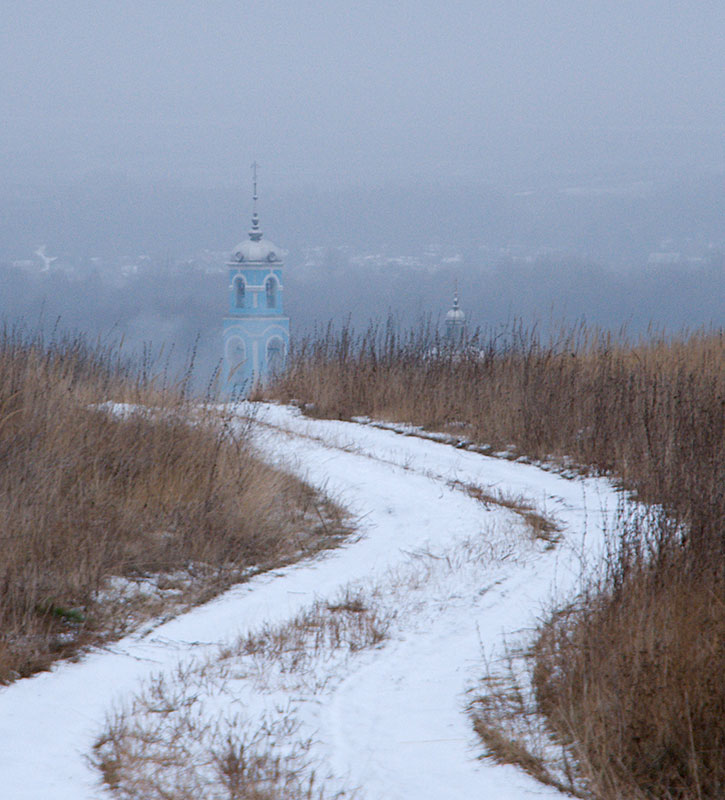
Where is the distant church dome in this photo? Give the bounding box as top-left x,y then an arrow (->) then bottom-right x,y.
445,291 -> 466,328
444,288 -> 466,347
445,303 -> 465,326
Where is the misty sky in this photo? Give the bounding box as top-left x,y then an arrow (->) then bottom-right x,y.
4,1 -> 725,192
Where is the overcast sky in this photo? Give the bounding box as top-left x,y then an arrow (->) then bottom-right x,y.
3,1 -> 725,192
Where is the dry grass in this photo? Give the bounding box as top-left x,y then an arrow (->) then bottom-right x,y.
0,325 -> 349,683
268,320 -> 725,800
468,637 -> 586,797
450,480 -> 561,544
532,512 -> 725,799
92,583 -> 396,799
92,592 -> 385,800
94,700 -> 343,800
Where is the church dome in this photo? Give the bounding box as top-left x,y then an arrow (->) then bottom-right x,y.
445,292 -> 466,325
445,305 -> 466,324
231,237 -> 281,263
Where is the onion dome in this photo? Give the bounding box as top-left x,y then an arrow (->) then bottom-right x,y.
445,291 -> 466,326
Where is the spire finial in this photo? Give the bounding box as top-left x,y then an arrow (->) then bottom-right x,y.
453,278 -> 459,308
249,160 -> 263,241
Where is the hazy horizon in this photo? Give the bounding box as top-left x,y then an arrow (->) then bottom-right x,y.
2,1 -> 723,372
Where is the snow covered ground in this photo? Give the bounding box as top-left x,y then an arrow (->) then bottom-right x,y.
0,404 -> 621,799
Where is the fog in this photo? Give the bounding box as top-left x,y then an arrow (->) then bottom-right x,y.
1,2 -> 724,382
5,2 -> 725,189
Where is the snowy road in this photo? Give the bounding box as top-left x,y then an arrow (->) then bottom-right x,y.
0,405 -> 619,799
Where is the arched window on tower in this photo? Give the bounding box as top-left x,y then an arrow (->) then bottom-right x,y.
266,336 -> 285,374
265,276 -> 277,309
225,336 -> 247,382
234,276 -> 246,308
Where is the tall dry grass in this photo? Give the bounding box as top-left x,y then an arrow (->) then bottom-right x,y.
0,326 -> 346,683
268,320 -> 725,799
533,521 -> 725,799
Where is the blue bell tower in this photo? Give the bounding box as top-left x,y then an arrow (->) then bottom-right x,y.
223,164 -> 290,396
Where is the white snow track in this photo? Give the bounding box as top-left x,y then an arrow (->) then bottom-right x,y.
0,404 -> 620,799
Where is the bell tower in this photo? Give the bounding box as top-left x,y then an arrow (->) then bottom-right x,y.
223,163 -> 290,396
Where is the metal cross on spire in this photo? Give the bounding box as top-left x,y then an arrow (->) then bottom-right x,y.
251,160 -> 259,206
249,160 -> 262,241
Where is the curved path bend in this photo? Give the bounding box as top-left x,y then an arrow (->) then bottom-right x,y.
0,405 -> 618,799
